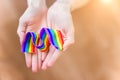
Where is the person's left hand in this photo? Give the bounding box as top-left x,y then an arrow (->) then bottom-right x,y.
41,1 -> 75,70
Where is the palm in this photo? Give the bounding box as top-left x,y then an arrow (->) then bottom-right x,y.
41,2 -> 74,70
17,7 -> 48,72
19,7 -> 47,32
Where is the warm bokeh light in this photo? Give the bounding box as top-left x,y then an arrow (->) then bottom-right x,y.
100,0 -> 113,4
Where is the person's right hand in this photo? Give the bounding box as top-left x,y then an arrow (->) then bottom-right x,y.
17,6 -> 47,72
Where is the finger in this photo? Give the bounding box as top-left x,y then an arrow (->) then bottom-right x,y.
25,53 -> 32,68
42,46 -> 55,70
47,50 -> 62,67
46,40 -> 74,67
17,22 -> 26,44
32,53 -> 38,72
63,39 -> 74,51
38,50 -> 42,70
41,50 -> 48,61
37,39 -> 47,62
62,29 -> 74,51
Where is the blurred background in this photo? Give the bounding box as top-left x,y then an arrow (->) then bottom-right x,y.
0,0 -> 120,80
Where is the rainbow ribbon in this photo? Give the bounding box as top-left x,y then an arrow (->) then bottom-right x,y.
22,28 -> 64,53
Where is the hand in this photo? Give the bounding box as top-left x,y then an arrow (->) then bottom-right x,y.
17,6 -> 47,72
41,1 -> 75,70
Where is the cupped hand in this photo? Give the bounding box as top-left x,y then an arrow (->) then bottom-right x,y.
17,6 -> 47,72
42,1 -> 75,70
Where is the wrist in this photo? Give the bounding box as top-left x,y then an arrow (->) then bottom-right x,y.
56,0 -> 90,11
54,0 -> 72,11
27,0 -> 47,9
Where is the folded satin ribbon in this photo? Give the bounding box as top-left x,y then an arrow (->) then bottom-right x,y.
22,28 -> 64,53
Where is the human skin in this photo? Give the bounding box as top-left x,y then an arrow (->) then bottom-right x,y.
17,0 -> 90,72
17,0 -> 47,72
42,0 -> 90,70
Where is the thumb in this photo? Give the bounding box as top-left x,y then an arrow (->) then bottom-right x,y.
62,29 -> 74,51
17,22 -> 26,45
63,38 -> 74,52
